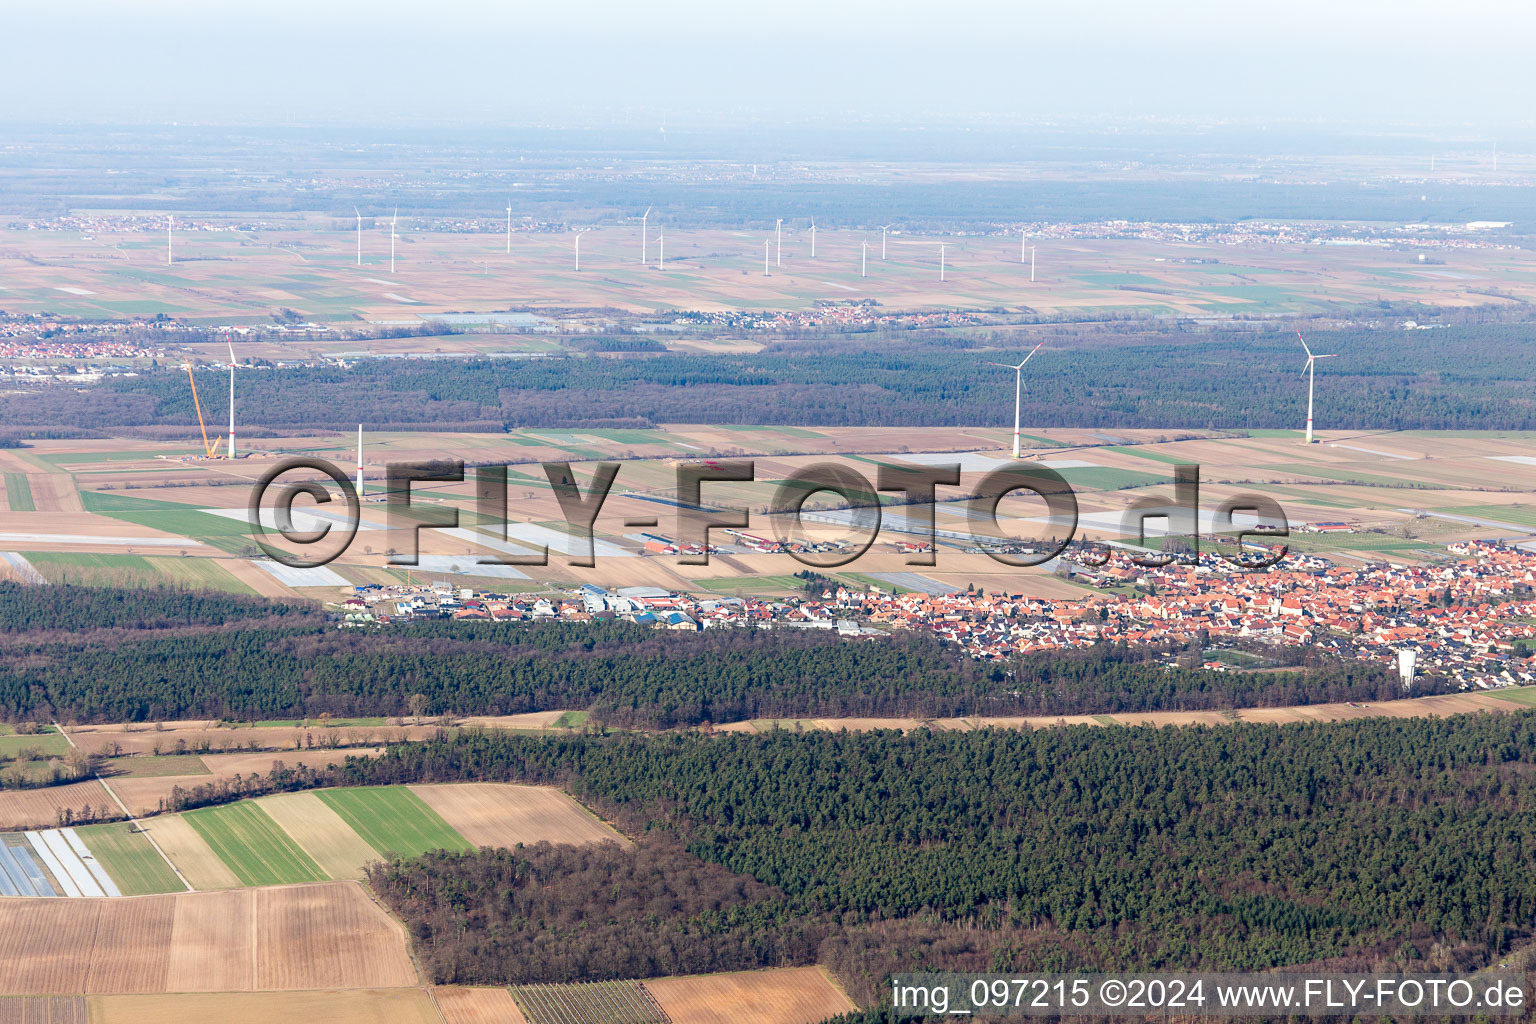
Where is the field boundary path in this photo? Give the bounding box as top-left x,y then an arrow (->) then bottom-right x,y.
54,723 -> 193,892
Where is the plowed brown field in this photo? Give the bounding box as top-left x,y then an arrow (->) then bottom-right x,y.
643,968 -> 856,1024
0,882 -> 418,994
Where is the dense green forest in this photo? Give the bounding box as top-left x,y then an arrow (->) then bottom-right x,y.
0,581 -> 314,633
272,716 -> 1536,999
0,588 -> 1427,724
6,323 -> 1536,432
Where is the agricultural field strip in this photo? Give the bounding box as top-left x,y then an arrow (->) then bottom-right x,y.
0,839 -> 56,897
25,829 -> 118,898
182,801 -> 327,887
59,829 -> 120,897
315,787 -> 472,858
73,824 -> 184,896
254,792 -> 385,880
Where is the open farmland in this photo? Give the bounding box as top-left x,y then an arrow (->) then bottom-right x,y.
5,223 -> 1536,319
72,824 -> 185,897
134,817 -> 238,891
0,883 -> 419,994
409,784 -> 627,849
314,786 -> 472,859
253,792 -> 383,879
0,782 -> 118,831
181,802 -> 326,887
1,783 -> 625,895
89,990 -> 440,1024
435,987 -> 530,1024
642,969 -> 856,1024
0,425 -> 1527,600
0,997 -> 86,1023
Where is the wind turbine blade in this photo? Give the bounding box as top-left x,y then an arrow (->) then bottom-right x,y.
1296,330 -> 1313,358
1018,341 -> 1045,366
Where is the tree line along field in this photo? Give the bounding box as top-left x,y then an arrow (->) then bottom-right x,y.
10,320 -> 1536,433
0,585 -> 1458,735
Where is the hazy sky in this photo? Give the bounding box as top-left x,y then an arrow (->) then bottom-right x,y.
1,0 -> 1530,127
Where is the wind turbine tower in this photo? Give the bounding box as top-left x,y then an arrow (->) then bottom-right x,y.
574,231 -> 582,271
1021,229 -> 1027,264
1298,331 -> 1337,444
939,244 -> 946,283
641,206 -> 652,264
810,218 -> 816,259
167,216 -> 173,266
356,425 -> 365,496
987,342 -> 1044,459
861,241 -> 867,278
764,238 -> 770,276
354,207 -> 363,266
506,201 -> 512,254
1030,246 -> 1036,283
776,219 -> 782,266
881,225 -> 890,260
225,339 -> 237,460
390,208 -> 398,275
658,230 -> 664,269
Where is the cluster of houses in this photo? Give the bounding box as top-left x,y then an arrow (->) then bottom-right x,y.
333,540 -> 1536,691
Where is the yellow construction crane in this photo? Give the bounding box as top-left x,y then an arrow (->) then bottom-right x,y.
184,363 -> 223,458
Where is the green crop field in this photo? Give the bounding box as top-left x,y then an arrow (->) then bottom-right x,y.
147,557 -> 253,594
1488,687 -> 1536,708
1104,446 -> 1189,465
315,786 -> 471,858
1054,466 -> 1170,492
0,726 -> 71,758
183,800 -> 328,886
76,822 -> 186,895
1442,504 -> 1536,529
24,551 -> 164,588
79,490 -> 255,554
1271,464 -> 1425,488
4,473 -> 34,511
22,549 -> 251,593
695,574 -> 806,594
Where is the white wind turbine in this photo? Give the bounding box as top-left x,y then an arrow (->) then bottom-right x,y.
354,206 -> 363,266
881,224 -> 891,260
776,218 -> 782,266
861,241 -> 868,278
987,342 -> 1045,459
506,201 -> 512,254
225,338 -> 237,460
389,208 -> 398,274
1298,331 -> 1337,444
641,206 -> 652,264
809,218 -> 816,259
